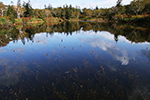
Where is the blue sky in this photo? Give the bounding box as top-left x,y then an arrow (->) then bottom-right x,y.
2,0 -> 132,9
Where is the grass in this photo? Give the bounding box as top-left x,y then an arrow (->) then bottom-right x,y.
28,18 -> 44,25
14,17 -> 44,26
31,18 -> 43,22
27,22 -> 43,26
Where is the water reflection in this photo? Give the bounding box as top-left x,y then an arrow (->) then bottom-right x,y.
0,22 -> 150,47
0,22 -> 150,99
0,56 -> 29,86
0,48 -> 6,54
141,49 -> 150,61
80,31 -> 129,65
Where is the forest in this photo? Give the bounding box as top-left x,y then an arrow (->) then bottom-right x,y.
0,0 -> 150,27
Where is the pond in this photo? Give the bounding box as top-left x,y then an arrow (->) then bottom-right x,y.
0,22 -> 150,99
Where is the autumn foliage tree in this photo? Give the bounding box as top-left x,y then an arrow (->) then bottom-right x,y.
0,0 -> 150,24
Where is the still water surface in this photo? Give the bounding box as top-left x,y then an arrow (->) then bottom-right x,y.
0,22 -> 150,99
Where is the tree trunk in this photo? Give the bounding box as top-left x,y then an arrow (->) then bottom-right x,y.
0,8 -> 4,17
17,10 -> 21,19
2,9 -> 4,17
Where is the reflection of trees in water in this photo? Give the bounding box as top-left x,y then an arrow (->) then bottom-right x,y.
0,34 -> 11,47
80,22 -> 150,43
0,22 -> 150,47
114,34 -> 119,42
0,22 -> 80,47
126,29 -> 150,43
109,24 -> 150,43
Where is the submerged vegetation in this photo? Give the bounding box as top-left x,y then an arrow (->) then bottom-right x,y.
0,0 -> 150,28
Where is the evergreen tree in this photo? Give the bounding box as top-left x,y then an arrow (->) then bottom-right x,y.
96,6 -> 98,10
69,5 -> 72,18
65,4 -> 69,19
116,0 -> 122,7
23,0 -> 33,17
61,8 -> 66,19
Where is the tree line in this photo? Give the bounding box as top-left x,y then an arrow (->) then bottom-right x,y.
0,0 -> 150,23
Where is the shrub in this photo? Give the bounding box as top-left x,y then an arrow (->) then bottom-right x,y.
0,17 -> 12,25
31,18 -> 43,22
15,18 -> 23,23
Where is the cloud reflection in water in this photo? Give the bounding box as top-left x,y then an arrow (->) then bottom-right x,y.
80,31 -> 130,65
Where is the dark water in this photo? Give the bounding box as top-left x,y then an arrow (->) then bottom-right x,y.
0,22 -> 150,100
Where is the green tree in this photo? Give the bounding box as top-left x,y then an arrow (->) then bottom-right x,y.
108,7 -> 118,20
38,9 -> 46,19
61,8 -> 66,19
93,9 -> 102,18
116,0 -> 122,7
7,5 -> 17,23
143,0 -> 150,14
23,0 -> 33,17
82,8 -> 93,18
51,8 -> 57,17
0,2 -> 7,17
32,9 -> 40,18
65,4 -> 70,19
95,6 -> 98,10
130,0 -> 145,16
74,6 -> 80,19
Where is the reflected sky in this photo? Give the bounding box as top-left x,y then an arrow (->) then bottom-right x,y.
0,28 -> 150,99
0,30 -> 150,86
0,48 -> 6,54
80,31 -> 130,65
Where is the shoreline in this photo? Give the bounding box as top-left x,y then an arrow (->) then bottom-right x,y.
0,17 -> 150,29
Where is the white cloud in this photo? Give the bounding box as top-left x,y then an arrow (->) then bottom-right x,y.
34,33 -> 50,45
80,30 -> 131,43
15,47 -> 26,54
